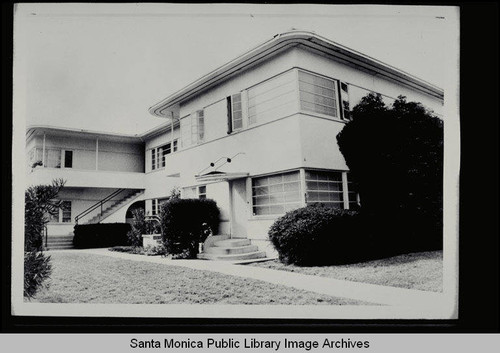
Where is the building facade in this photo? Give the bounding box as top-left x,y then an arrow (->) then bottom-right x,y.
26,31 -> 444,255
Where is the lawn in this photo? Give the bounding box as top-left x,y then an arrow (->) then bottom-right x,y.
248,251 -> 443,292
31,252 -> 370,305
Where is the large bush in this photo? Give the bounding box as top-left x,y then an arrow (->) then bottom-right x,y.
160,198 -> 220,259
268,205 -> 368,266
336,93 -> 443,253
73,223 -> 131,249
24,179 -> 65,298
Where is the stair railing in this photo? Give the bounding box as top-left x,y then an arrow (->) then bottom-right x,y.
75,188 -> 126,225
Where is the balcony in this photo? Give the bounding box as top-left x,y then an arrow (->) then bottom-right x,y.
27,167 -> 145,189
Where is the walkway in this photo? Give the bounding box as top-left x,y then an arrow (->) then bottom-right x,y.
59,248 -> 446,307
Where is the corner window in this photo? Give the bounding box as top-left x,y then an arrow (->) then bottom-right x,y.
150,139 -> 178,171
305,170 -> 344,208
298,71 -> 339,118
305,170 -> 359,209
252,171 -> 301,216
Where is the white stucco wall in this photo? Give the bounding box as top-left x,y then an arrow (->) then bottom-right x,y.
293,46 -> 444,115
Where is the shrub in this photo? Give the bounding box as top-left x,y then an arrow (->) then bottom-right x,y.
127,208 -> 159,247
24,179 -> 65,298
73,223 -> 131,249
268,204 -> 369,266
336,93 -> 443,252
160,198 -> 220,259
24,251 -> 52,299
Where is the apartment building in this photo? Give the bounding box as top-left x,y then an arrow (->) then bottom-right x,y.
26,30 -> 444,255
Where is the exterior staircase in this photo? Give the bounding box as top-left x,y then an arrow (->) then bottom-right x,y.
81,189 -> 143,225
197,238 -> 267,262
45,233 -> 74,250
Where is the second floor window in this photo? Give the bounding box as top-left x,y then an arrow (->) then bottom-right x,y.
298,70 -> 339,118
151,139 -> 178,171
64,150 -> 73,168
227,93 -> 242,133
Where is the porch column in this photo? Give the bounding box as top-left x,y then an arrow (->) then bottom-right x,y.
227,181 -> 233,238
42,133 -> 46,167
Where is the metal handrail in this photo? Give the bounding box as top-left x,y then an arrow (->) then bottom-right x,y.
75,188 -> 126,225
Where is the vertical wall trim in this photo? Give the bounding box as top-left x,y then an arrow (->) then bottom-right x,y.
95,138 -> 99,170
342,172 -> 349,209
246,177 -> 252,218
299,168 -> 307,207
42,133 -> 46,167
227,181 -> 233,238
295,68 -> 301,113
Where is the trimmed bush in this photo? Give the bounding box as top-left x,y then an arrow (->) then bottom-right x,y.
268,204 -> 369,266
160,198 -> 220,259
73,223 -> 131,249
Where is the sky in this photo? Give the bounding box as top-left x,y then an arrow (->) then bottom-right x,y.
14,4 -> 459,135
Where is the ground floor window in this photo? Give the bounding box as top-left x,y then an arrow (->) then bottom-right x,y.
251,169 -> 360,216
152,197 -> 169,216
61,201 -> 72,222
252,171 -> 301,216
183,185 -> 207,200
49,200 -> 72,223
305,170 -> 359,210
305,170 -> 344,208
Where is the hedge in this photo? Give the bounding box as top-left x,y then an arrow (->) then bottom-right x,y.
160,198 -> 220,259
268,204 -> 370,266
73,223 -> 131,249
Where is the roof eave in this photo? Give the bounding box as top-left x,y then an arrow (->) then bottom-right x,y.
149,30 -> 444,118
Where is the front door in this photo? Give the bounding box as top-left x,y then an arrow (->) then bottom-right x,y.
230,179 -> 248,238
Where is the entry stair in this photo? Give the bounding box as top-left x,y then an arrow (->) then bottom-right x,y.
46,188 -> 143,250
45,233 -> 74,250
197,237 -> 266,261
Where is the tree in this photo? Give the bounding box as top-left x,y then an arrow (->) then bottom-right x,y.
24,179 -> 65,298
336,93 -> 443,253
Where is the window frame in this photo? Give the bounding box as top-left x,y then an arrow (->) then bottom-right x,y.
297,69 -> 342,121
251,170 -> 302,217
63,150 -> 73,168
149,139 -> 178,171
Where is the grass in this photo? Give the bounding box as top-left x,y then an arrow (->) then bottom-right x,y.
249,251 -> 443,292
31,252 -> 371,305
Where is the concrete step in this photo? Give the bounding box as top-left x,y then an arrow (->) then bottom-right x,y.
46,244 -> 74,250
213,239 -> 251,247
197,251 -> 267,261
204,244 -> 259,255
